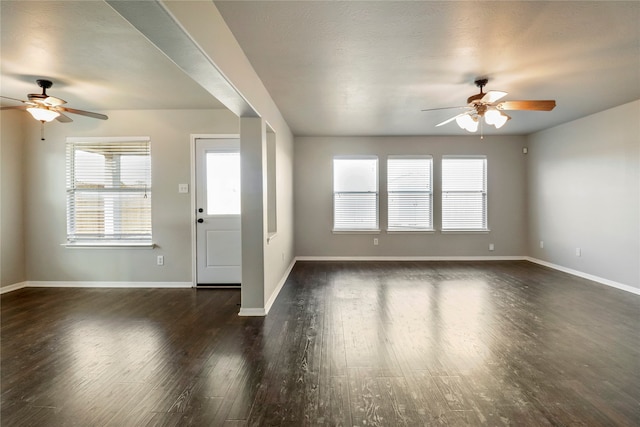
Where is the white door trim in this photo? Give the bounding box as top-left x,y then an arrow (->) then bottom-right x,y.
190,134 -> 240,287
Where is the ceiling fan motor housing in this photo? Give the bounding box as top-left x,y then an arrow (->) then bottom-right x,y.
467,78 -> 489,104
28,79 -> 54,102
36,79 -> 53,90
467,93 -> 484,104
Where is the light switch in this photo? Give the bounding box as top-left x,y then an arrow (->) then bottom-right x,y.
178,184 -> 189,193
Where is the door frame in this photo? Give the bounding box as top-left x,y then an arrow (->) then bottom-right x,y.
190,134 -> 240,287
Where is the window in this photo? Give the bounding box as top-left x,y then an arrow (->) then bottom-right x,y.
442,156 -> 487,231
206,151 -> 240,215
66,137 -> 152,244
333,157 -> 378,231
387,156 -> 433,231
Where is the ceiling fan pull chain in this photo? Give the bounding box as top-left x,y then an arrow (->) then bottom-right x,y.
40,121 -> 46,141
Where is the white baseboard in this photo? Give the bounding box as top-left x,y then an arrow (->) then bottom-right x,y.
238,307 -> 267,316
26,281 -> 193,289
295,255 -> 527,262
264,258 -> 296,315
296,256 -> 639,296
0,281 -> 28,294
8,258 -> 635,306
248,256 -> 527,316
526,257 -> 640,296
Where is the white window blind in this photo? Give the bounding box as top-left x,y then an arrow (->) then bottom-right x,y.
333,157 -> 378,230
387,156 -> 433,230
442,156 -> 487,231
66,138 -> 152,243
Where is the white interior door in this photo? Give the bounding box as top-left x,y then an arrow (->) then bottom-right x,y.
195,138 -> 241,285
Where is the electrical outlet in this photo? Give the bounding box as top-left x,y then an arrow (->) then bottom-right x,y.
540,241 -> 544,249
178,184 -> 189,193
489,243 -> 495,251
575,248 -> 581,257
373,238 -> 379,246
157,255 -> 164,266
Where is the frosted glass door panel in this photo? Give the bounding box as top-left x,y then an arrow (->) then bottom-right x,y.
206,152 -> 241,215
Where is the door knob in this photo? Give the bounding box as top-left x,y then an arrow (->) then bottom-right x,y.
197,218 -> 204,223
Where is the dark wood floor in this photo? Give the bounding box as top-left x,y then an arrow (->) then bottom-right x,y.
2,261 -> 639,426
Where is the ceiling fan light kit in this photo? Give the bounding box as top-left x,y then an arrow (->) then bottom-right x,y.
456,114 -> 478,132
484,109 -> 509,128
26,106 -> 60,122
423,78 -> 556,136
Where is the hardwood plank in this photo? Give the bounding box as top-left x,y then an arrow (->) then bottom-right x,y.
328,376 -> 351,426
347,367 -> 386,427
407,370 -> 450,423
2,261 -> 639,425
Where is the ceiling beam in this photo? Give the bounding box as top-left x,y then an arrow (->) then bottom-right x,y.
105,0 -> 256,117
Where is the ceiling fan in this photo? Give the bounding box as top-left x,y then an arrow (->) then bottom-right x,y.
1,79 -> 108,123
422,78 -> 555,134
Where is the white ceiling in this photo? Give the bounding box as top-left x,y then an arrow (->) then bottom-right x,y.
2,1 -> 639,136
0,1 -> 225,113
215,1 -> 640,136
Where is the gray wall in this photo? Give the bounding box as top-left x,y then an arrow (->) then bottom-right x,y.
23,109 -> 238,283
294,135 -> 528,257
264,126 -> 294,301
527,100 -> 640,289
1,110 -> 26,288
6,100 -> 637,296
3,105 -> 295,305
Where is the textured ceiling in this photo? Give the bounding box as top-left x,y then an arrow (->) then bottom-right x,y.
215,1 -> 640,136
0,1 -> 225,114
1,1 -> 639,136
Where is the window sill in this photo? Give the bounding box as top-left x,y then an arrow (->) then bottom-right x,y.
332,229 -> 381,235
62,242 -> 156,248
440,229 -> 490,234
387,229 -> 435,234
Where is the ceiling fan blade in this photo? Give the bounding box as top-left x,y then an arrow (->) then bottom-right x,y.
1,95 -> 30,104
56,113 -> 73,123
496,100 -> 556,111
481,90 -> 508,103
436,113 -> 467,127
44,96 -> 67,106
59,106 -> 108,120
0,105 -> 29,111
422,106 -> 469,112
